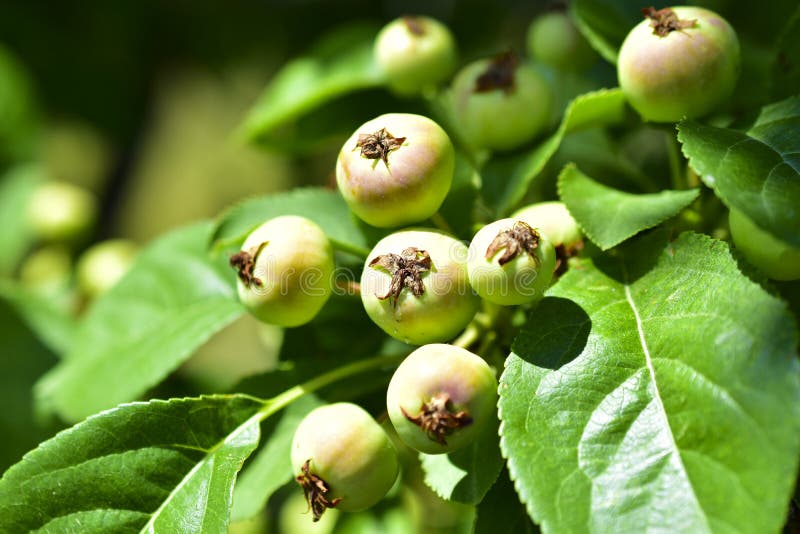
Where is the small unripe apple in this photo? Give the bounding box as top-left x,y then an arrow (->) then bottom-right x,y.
451,52 -> 553,151
467,218 -> 556,305
291,403 -> 399,520
336,113 -> 454,228
617,6 -> 740,122
729,208 -> 800,281
27,181 -> 97,242
76,239 -> 138,298
361,229 -> 479,345
526,12 -> 596,71
232,215 -> 334,327
374,15 -> 458,95
386,344 -> 498,454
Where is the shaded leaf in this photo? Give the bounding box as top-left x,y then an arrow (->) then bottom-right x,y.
0,165 -> 43,274
769,7 -> 800,100
500,232 -> 800,533
0,395 -> 263,533
232,394 -> 322,520
482,88 -> 627,215
0,279 -> 76,355
474,467 -> 539,534
678,96 -> 800,247
571,0 -> 643,64
238,24 -> 385,143
211,188 -> 369,258
36,222 -> 243,422
0,300 -> 59,472
558,164 -> 699,250
419,416 -> 503,505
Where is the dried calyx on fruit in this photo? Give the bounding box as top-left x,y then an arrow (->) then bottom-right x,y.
336,113 -> 454,228
232,215 -> 334,327
361,229 -> 479,345
512,201 -> 583,274
291,403 -> 399,521
387,344 -> 498,454
467,218 -> 556,306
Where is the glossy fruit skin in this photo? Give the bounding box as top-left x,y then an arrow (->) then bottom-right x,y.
729,208 -> 800,281
76,239 -> 138,298
386,344 -> 498,454
361,229 -> 478,345
336,113 -> 454,228
467,218 -> 556,306
374,16 -> 457,95
526,12 -> 596,71
27,181 -> 97,242
236,215 -> 334,327
291,403 -> 399,512
512,201 -> 582,249
451,57 -> 552,151
617,6 -> 740,123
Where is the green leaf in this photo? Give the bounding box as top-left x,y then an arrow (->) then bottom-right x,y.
0,165 -> 44,274
0,395 -> 262,533
571,0 -> 642,64
499,232 -> 800,533
0,299 -> 58,472
474,468 -> 539,534
0,279 -> 76,355
232,394 -> 322,520
678,96 -> 800,247
419,417 -> 503,505
558,164 -> 699,250
482,88 -> 627,216
211,188 -> 370,258
36,222 -> 243,422
238,24 -> 385,143
769,7 -> 800,100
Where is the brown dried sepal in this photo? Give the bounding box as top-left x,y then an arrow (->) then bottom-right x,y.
403,15 -> 425,36
296,459 -> 342,522
369,247 -> 432,306
230,247 -> 263,287
401,392 -> 472,445
485,221 -> 541,266
475,51 -> 519,93
355,128 -> 406,166
642,6 -> 697,37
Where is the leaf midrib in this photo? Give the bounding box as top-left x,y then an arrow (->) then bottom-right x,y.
622,282 -> 711,533
139,412 -> 261,533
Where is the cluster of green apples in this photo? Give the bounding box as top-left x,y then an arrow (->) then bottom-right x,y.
229,6 -> 797,522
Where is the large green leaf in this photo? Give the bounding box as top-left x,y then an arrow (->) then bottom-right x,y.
678,96 -> 800,247
0,395 -> 262,533
238,24 -> 385,143
36,222 -> 243,422
558,164 -> 699,250
211,187 -> 370,258
482,88 -> 627,216
0,279 -> 76,355
419,416 -> 503,505
499,232 -> 800,533
0,165 -> 44,274
232,394 -> 322,520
